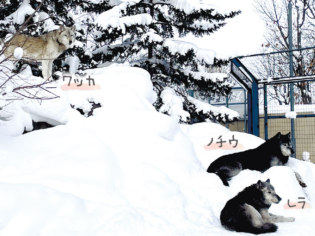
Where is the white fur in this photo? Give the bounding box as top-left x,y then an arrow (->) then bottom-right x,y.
280,144 -> 292,157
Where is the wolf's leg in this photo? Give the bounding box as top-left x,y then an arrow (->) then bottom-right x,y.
260,209 -> 273,223
41,60 -> 49,80
216,161 -> 242,186
261,210 -> 295,223
294,171 -> 307,187
41,60 -> 53,80
269,213 -> 295,223
242,204 -> 278,234
47,60 -> 53,80
245,204 -> 264,227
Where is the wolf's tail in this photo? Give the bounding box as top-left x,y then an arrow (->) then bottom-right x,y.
207,163 -> 230,186
250,223 -> 278,234
206,163 -> 215,173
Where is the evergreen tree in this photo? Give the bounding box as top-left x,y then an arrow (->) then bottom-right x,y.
0,0 -> 241,123
92,0 -> 240,123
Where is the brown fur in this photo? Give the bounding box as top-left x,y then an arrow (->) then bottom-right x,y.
3,25 -> 75,80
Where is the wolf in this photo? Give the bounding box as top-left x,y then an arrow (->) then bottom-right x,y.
3,25 -> 75,80
207,132 -> 294,186
220,179 -> 295,234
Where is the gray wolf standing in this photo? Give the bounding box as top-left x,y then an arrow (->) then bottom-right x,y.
220,179 -> 295,234
3,25 -> 75,80
207,132 -> 294,186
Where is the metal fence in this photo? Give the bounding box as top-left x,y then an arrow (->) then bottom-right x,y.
229,46 -> 315,163
260,79 -> 315,161
209,87 -> 248,132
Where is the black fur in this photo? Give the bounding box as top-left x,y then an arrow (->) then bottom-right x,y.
220,180 -> 280,234
207,132 -> 294,186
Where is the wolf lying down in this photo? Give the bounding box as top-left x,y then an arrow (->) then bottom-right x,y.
221,179 -> 295,234
207,132 -> 294,186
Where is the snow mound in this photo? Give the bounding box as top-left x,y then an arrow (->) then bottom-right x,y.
1,66 -> 315,236
64,65 -> 157,108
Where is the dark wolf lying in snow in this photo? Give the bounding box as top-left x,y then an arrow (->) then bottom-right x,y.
220,179 -> 295,234
207,132 -> 294,186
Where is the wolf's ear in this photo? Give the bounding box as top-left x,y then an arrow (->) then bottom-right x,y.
257,180 -> 264,188
286,132 -> 291,138
266,179 -> 270,183
71,25 -> 76,31
59,25 -> 65,32
275,132 -> 281,139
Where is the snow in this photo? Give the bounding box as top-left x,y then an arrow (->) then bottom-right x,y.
303,152 -> 310,162
0,0 -> 313,234
96,3 -> 152,33
186,71 -> 227,82
260,104 -> 315,115
164,39 -> 215,64
285,111 -> 297,119
34,12 -> 59,32
158,0 -> 231,15
0,57 -> 71,136
188,96 -> 240,122
164,0 -> 206,14
6,0 -> 35,25
1,65 -> 314,235
120,14 -> 152,27
142,30 -> 163,43
159,87 -> 190,122
65,56 -> 81,74
13,47 -> 23,60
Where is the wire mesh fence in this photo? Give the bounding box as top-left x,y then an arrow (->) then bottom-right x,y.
237,47 -> 315,81
260,80 -> 315,162
209,86 -> 248,132
230,47 -> 315,163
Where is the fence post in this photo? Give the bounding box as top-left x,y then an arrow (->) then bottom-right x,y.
264,84 -> 268,140
225,95 -> 229,129
244,89 -> 248,132
188,90 -> 194,97
288,0 -> 296,157
251,79 -> 259,137
230,58 -> 259,136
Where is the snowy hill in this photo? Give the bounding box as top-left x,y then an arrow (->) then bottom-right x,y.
0,66 -> 315,235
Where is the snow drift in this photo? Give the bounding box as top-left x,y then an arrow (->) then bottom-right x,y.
0,65 -> 315,235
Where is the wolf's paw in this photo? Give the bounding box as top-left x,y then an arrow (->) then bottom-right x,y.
286,217 -> 295,222
262,223 -> 278,233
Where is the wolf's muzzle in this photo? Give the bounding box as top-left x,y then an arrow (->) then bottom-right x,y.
276,195 -> 282,203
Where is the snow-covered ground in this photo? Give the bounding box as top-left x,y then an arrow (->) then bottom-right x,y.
0,66 -> 314,235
